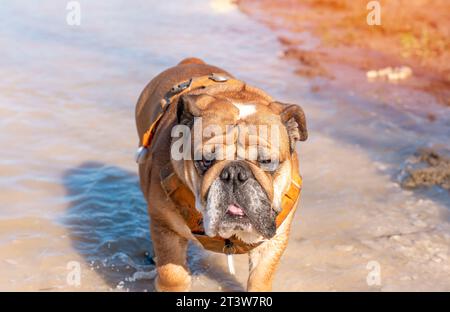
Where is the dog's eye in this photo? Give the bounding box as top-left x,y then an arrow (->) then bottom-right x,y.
202,158 -> 213,167
258,158 -> 279,172
196,158 -> 215,173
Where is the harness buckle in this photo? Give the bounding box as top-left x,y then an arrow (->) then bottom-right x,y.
223,239 -> 236,254
135,146 -> 148,164
170,78 -> 192,94
209,73 -> 229,82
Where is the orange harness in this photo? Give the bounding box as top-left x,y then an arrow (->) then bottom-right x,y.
137,74 -> 302,254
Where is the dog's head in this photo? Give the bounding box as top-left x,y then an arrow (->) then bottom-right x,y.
171,92 -> 307,243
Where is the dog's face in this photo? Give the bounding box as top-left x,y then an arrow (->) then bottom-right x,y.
172,93 -> 307,243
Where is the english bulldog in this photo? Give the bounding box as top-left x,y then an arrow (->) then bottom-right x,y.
135,57 -> 307,291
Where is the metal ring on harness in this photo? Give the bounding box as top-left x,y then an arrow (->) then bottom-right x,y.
222,239 -> 236,254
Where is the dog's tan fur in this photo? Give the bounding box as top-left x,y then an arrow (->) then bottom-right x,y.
135,58 -> 306,291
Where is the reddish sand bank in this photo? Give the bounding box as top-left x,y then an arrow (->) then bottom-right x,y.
237,0 -> 450,106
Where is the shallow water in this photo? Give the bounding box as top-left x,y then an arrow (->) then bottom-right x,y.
0,0 -> 449,291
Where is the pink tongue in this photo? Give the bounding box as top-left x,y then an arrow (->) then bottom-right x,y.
227,204 -> 245,216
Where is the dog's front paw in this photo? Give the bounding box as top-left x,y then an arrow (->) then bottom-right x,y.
155,264 -> 192,292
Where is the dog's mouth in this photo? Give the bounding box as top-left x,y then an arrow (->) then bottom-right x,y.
222,203 -> 251,225
226,203 -> 246,217
217,202 -> 253,235
218,197 -> 275,239
204,173 -> 277,239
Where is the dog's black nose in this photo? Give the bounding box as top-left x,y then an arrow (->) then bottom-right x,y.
220,162 -> 250,184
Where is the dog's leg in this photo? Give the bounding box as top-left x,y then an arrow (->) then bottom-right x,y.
247,210 -> 295,292
151,223 -> 191,292
247,232 -> 288,291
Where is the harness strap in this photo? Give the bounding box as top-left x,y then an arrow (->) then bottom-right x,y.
139,73 -> 242,150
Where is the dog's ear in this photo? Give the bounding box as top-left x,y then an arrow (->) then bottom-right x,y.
177,94 -> 202,126
270,101 -> 308,151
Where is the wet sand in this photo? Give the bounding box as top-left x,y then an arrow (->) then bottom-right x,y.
0,0 -> 449,291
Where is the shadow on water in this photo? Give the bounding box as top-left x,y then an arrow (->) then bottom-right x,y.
62,162 -> 244,291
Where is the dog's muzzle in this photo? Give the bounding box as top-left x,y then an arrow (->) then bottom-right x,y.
207,161 -> 276,239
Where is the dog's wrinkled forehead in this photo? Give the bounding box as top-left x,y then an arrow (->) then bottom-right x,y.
176,92 -> 308,159
191,95 -> 278,122
179,92 -> 283,121
181,95 -> 289,151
